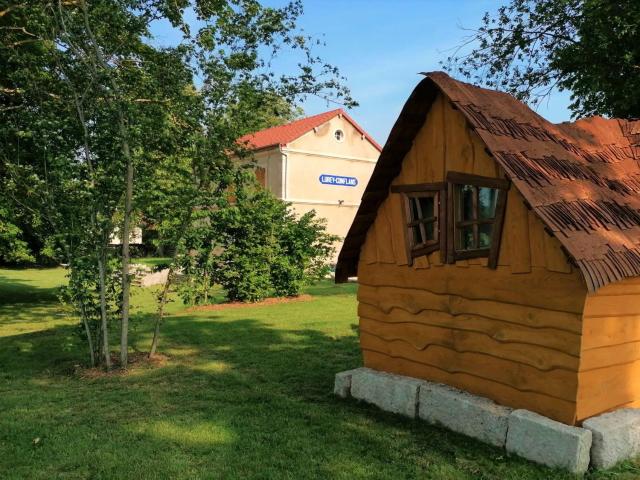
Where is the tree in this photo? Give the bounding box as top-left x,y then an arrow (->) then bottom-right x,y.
446,0 -> 640,118
3,1 -> 195,368
0,206 -> 34,264
229,91 -> 305,137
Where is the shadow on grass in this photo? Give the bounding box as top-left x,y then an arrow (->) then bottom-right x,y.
0,273 -> 61,305
0,274 -> 69,331
0,305 -> 591,480
0,273 -> 622,479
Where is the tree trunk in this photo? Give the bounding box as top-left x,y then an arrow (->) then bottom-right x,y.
202,269 -> 209,304
149,208 -> 193,357
75,0 -> 132,368
79,302 -> 95,367
119,114 -> 133,368
97,253 -> 111,369
149,266 -> 174,357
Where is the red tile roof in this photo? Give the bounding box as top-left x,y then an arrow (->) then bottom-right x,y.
237,108 -> 382,152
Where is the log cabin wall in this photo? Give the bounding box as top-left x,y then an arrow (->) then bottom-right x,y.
357,94 -> 588,425
577,278 -> 640,422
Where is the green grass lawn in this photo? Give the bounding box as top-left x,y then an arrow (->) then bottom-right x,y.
133,257 -> 172,268
1,268 -> 639,479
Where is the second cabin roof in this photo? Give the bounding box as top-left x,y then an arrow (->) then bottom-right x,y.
336,71 -> 640,292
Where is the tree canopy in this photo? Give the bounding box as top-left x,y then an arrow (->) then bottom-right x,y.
446,0 -> 640,118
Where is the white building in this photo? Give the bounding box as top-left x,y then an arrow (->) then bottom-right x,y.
238,109 -> 381,260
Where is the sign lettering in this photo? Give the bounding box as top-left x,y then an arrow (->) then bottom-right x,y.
319,174 -> 358,187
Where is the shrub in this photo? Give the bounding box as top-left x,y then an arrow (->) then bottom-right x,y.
212,190 -> 338,302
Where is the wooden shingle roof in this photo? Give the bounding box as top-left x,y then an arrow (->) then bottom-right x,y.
336,71 -> 640,291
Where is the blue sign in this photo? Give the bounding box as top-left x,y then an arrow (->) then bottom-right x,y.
319,174 -> 358,187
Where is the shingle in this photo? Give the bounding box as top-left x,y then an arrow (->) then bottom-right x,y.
336,71 -> 640,292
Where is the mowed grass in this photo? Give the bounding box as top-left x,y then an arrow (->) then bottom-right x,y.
1,268 -> 639,479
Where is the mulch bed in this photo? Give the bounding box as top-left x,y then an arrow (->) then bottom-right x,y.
186,294 -> 313,312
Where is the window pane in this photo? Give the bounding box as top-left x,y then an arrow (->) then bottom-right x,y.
418,196 -> 434,219
460,185 -> 475,221
425,220 -> 435,241
457,225 -> 475,250
412,226 -> 423,245
479,188 -> 498,219
409,198 -> 420,221
479,223 -> 493,248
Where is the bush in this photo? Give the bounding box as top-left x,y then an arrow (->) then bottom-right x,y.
212,190 -> 338,302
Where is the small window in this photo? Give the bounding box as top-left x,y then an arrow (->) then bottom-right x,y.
408,192 -> 438,248
334,129 -> 344,142
390,175 -> 508,268
390,183 -> 445,261
455,184 -> 497,251
446,171 -> 509,266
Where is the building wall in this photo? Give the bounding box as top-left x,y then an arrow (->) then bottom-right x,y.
285,115 -> 379,261
252,148 -> 284,198
110,226 -> 143,245
577,277 -> 640,421
357,93 -> 588,424
244,115 -> 379,262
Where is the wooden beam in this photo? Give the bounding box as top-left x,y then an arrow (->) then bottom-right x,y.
446,171 -> 510,190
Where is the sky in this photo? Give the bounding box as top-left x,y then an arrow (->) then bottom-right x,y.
149,0 -> 573,145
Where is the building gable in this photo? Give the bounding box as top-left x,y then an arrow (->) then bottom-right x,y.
288,113 -> 381,159
238,108 -> 381,153
359,92 -> 579,295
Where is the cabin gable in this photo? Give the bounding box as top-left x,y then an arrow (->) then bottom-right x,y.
356,93 -> 588,424
361,94 -> 579,280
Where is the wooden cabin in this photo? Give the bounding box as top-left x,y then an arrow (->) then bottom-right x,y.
335,72 -> 640,426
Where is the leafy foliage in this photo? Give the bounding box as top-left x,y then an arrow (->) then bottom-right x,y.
174,187 -> 338,304
446,0 -> 640,118
58,254 -> 122,365
0,206 -> 34,264
213,189 -> 338,302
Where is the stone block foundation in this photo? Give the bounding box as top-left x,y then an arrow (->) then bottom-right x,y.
506,409 -> 591,473
419,381 -> 511,448
583,408 -> 640,469
335,367 -> 640,473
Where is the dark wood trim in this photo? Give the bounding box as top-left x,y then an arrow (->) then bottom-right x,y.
408,218 -> 437,227
446,182 -> 455,264
396,185 -> 445,265
488,185 -> 509,269
446,171 -> 510,190
472,185 -> 479,248
446,172 -> 511,264
411,242 -> 440,259
456,219 -> 494,227
438,184 -> 447,263
454,248 -> 491,260
390,182 -> 446,193
400,193 -> 414,266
